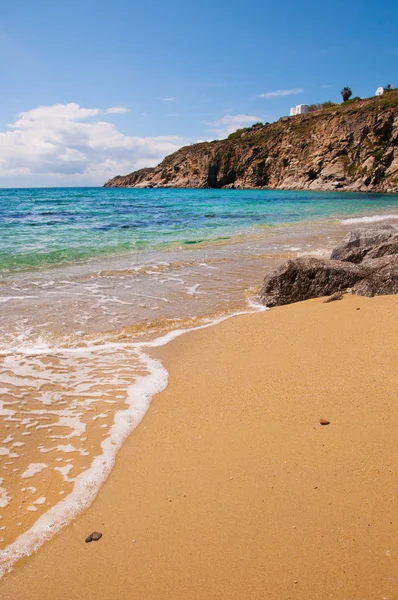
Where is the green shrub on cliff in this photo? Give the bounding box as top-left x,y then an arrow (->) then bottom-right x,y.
227,128 -> 249,140
228,122 -> 263,141
308,101 -> 338,112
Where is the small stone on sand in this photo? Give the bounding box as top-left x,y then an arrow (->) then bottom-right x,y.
320,419 -> 330,426
85,531 -> 102,543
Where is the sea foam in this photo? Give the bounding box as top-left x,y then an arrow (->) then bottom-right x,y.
0,303 -> 268,578
341,214 -> 398,225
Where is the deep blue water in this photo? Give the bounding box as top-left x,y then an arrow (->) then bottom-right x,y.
0,187 -> 397,271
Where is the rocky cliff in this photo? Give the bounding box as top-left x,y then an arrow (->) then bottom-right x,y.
104,91 -> 398,193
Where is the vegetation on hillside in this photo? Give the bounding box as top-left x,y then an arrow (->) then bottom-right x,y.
341,87 -> 353,102
307,101 -> 338,112
227,122 -> 264,141
226,85 -> 398,139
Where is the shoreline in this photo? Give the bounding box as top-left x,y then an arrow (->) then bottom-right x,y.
104,183 -> 398,194
0,304 -> 266,578
0,206 -> 396,584
1,198 -> 397,277
1,294 -> 397,598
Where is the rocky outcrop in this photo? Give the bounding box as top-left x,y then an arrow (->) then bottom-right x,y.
330,225 -> 398,263
105,91 -> 398,193
354,255 -> 398,296
259,258 -> 366,307
363,236 -> 398,261
260,226 -> 398,306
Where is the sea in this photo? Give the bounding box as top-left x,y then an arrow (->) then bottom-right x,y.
0,186 -> 397,576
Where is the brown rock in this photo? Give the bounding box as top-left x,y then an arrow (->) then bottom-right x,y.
330,226 -> 397,264
85,531 -> 102,543
353,255 -> 398,296
260,258 -> 365,307
260,229 -> 398,308
319,419 -> 330,425
361,234 -> 398,262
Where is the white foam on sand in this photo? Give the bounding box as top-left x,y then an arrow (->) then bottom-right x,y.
0,302 -> 269,578
33,497 -> 46,505
21,464 -> 48,479
186,283 -> 201,295
341,214 -> 398,225
0,479 -> 10,509
0,350 -> 168,578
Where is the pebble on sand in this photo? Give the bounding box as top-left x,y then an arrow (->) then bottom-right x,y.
319,419 -> 330,426
85,531 -> 102,543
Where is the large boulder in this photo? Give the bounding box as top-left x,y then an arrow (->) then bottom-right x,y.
330,225 -> 397,263
361,233 -> 398,262
353,255 -> 398,296
260,258 -> 365,307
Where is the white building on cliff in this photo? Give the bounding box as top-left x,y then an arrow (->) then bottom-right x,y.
290,104 -> 309,116
376,87 -> 384,96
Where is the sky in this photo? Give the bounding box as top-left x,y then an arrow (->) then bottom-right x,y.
1,0 -> 397,187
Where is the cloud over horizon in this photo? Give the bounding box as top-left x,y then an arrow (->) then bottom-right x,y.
0,103 -> 185,184
206,114 -> 262,137
258,88 -> 304,98
105,107 -> 131,114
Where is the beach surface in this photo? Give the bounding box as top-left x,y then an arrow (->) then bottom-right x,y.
1,294 -> 398,599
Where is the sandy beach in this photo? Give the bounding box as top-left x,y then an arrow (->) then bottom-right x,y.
1,294 -> 398,599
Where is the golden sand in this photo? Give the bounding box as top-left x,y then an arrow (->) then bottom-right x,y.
1,294 -> 397,599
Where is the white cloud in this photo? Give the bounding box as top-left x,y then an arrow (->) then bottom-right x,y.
206,114 -> 262,138
105,107 -> 131,114
0,103 -> 185,184
160,97 -> 177,102
258,88 -> 304,98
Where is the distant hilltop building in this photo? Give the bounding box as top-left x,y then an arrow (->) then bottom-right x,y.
290,104 -> 309,116
376,85 -> 393,96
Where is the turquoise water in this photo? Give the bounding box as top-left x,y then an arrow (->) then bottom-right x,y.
1,187 -> 398,272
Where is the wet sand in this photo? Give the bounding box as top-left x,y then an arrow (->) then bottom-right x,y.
1,294 -> 398,599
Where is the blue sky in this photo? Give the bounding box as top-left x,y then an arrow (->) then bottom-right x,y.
1,0 -> 397,186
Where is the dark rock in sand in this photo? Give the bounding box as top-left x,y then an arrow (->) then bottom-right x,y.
260,258 -> 365,307
85,531 -> 102,543
330,225 -> 397,263
260,226 -> 398,307
353,255 -> 398,296
320,419 -> 330,425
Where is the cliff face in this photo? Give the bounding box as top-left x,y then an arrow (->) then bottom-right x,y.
104,92 -> 398,193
